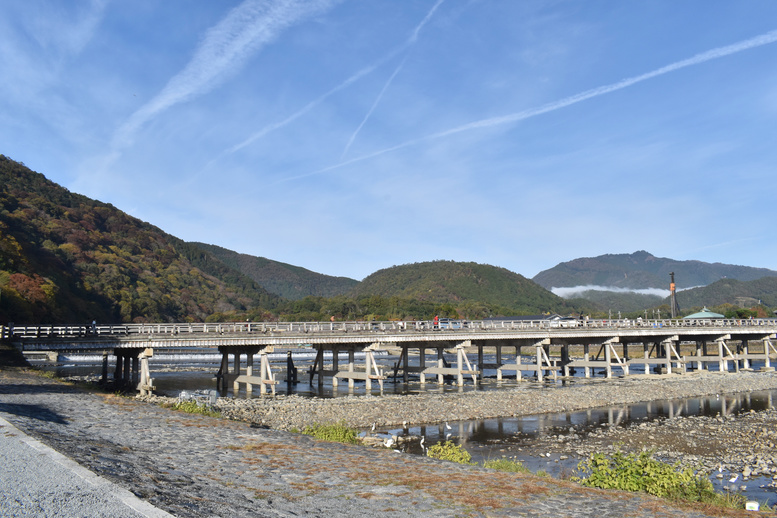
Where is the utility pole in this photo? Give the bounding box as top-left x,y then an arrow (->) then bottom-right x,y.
669,272 -> 680,318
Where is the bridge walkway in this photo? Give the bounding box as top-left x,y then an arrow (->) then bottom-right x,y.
4,318 -> 777,396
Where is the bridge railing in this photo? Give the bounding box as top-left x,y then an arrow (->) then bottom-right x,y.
4,318 -> 777,341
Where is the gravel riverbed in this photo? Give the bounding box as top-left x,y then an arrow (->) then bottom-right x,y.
5,358 -> 777,516
140,370 -> 777,480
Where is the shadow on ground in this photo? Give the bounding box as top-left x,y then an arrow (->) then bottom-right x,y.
0,403 -> 69,424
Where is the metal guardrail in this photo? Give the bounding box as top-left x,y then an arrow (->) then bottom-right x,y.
3,318 -> 777,341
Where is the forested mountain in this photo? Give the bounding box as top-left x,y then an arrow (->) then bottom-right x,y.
672,277 -> 777,311
0,155 -> 279,324
192,242 -> 358,300
349,260 -> 581,315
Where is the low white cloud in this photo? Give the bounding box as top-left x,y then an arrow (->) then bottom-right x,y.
552,285 -> 670,298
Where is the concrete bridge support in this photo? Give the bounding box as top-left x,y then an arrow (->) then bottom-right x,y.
111,348 -> 154,394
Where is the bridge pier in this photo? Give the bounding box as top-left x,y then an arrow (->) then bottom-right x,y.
217,346 -> 276,396
311,343 -> 386,392
111,348 -> 154,394
394,341 -> 479,387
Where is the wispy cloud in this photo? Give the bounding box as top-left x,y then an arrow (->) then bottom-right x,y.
112,0 -> 338,151
286,27 -> 777,182
229,0 -> 446,158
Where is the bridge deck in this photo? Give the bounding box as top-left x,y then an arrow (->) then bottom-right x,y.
4,318 -> 777,396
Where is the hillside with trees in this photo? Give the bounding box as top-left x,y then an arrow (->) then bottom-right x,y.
192,242 -> 358,300
348,260 -> 582,316
533,250 -> 777,290
671,277 -> 777,312
0,155 -> 279,324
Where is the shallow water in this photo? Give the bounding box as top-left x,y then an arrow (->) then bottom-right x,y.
376,390 -> 777,507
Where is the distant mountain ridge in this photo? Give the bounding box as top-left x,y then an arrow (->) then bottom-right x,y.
533,250 -> 777,290
192,243 -> 358,300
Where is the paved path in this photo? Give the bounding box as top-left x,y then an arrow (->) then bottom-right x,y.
0,366 -> 754,517
0,415 -> 172,517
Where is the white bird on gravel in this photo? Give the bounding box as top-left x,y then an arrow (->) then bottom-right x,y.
371,422 -> 376,432
384,437 -> 395,448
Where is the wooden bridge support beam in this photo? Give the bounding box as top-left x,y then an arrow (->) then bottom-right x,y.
101,351 -> 109,384
313,344 -> 386,393
217,346 -> 276,396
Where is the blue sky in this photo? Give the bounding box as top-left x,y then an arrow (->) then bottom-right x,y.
2,1 -> 776,282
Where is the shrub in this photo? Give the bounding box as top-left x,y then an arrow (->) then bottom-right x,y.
573,450 -> 745,507
426,440 -> 474,465
301,421 -> 359,444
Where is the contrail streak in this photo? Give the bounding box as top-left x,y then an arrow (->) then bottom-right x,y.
283,28 -> 777,183
230,0 -> 446,156
339,0 -> 445,160
226,60 -> 384,154
340,58 -> 407,160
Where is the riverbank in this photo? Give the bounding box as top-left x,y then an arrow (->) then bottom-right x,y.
138,370 -> 777,485
1,360 -> 768,516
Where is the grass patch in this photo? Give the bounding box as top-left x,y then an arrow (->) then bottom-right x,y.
573,449 -> 746,509
301,421 -> 359,444
482,458 -> 532,474
170,399 -> 221,418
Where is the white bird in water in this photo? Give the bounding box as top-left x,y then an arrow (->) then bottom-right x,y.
419,436 -> 426,452
371,422 -> 376,432
729,474 -> 739,483
445,422 -> 452,430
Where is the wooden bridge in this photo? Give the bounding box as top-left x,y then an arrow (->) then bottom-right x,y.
3,318 -> 777,396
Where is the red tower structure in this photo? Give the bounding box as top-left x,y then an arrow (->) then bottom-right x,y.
669,272 -> 680,318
